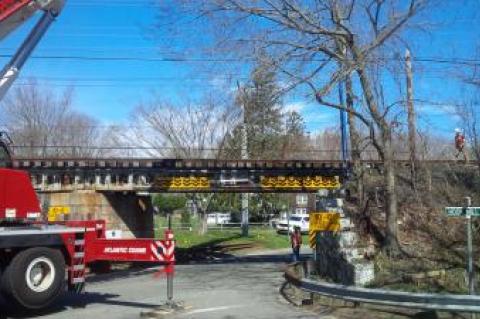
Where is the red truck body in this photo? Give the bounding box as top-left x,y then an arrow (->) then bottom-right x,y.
0,168 -> 41,220
0,168 -> 175,309
0,1 -> 175,311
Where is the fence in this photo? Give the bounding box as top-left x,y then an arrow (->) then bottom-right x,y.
156,222 -> 274,231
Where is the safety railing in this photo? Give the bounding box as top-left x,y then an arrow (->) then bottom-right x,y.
284,261 -> 480,312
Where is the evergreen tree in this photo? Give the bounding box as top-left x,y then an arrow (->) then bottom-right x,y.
224,58 -> 284,159
242,62 -> 284,159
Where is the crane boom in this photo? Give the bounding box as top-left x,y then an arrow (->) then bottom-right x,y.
0,0 -> 64,100
0,0 -> 64,165
0,0 -> 63,39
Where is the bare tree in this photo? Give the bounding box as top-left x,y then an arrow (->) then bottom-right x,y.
456,46 -> 480,170
129,94 -> 237,234
456,101 -> 480,170
0,80 -> 100,158
160,0 -> 434,254
130,94 -> 237,159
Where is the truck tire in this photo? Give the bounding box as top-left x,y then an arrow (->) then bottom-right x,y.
0,247 -> 65,309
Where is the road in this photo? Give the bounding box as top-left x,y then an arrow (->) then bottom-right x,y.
2,251 -> 319,319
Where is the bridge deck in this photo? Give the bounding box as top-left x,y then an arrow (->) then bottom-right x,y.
11,158 -> 349,193
12,158 -> 348,170
9,157 -> 476,193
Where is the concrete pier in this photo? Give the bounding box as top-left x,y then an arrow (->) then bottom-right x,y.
40,191 -> 154,238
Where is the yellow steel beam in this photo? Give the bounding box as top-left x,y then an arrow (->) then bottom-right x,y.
156,176 -> 210,190
260,175 -> 340,190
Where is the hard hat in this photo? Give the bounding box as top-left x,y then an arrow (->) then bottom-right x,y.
455,128 -> 461,133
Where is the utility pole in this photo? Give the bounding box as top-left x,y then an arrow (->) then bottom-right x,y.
338,81 -> 348,162
333,7 -> 349,163
238,82 -> 249,237
405,49 -> 417,191
464,196 -> 476,319
465,196 -> 475,296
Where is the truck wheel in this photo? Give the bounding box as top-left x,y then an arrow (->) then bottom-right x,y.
0,247 -> 65,309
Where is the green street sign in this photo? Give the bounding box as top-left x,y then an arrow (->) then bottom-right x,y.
445,207 -> 480,217
468,208 -> 480,216
445,207 -> 464,217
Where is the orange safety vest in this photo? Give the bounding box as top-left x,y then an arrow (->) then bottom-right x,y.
290,231 -> 302,248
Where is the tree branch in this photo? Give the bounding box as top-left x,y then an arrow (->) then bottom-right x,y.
314,93 -> 384,159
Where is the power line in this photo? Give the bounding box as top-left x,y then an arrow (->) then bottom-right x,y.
0,54 -> 479,66
16,76 -> 247,82
11,82 -> 231,88
65,0 -> 157,7
7,76 -> 463,89
13,68 -> 462,83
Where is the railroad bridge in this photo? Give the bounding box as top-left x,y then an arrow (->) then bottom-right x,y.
11,156 -> 472,238
11,157 -> 348,238
13,158 -> 347,193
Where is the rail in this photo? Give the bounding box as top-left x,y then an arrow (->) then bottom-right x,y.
284,261 -> 480,312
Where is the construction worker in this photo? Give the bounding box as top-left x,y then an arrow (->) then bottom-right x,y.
290,226 -> 302,262
454,128 -> 468,162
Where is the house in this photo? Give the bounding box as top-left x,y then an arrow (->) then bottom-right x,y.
292,193 -> 316,215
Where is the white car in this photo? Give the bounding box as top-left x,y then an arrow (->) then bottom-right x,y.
276,214 -> 309,234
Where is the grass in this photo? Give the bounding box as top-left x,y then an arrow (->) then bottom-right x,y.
174,228 -> 296,250
368,252 -> 473,294
154,215 -> 308,251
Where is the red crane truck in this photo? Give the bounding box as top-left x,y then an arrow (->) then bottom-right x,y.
0,0 -> 175,310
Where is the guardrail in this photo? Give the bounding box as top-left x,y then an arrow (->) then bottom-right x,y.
284,261 -> 480,312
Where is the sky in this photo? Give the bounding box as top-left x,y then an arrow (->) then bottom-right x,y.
1,0 -> 479,138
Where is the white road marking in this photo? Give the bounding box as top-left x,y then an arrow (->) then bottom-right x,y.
183,305 -> 245,315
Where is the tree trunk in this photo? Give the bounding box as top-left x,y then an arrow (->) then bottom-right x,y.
383,132 -> 400,255
355,63 -> 400,255
426,167 -> 432,192
200,211 -> 208,235
345,75 -> 364,207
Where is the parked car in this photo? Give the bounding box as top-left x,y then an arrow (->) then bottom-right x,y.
276,214 -> 309,234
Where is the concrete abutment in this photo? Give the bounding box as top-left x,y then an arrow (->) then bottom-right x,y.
40,191 -> 154,238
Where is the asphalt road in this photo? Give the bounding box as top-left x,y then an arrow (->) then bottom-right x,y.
1,252 -> 319,319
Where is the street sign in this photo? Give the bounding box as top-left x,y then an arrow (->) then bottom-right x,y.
48,206 -> 70,222
467,207 -> 480,216
445,207 -> 480,217
309,212 -> 341,248
445,207 -> 464,217
446,198 -> 478,296
309,231 -> 317,248
309,212 -> 341,232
